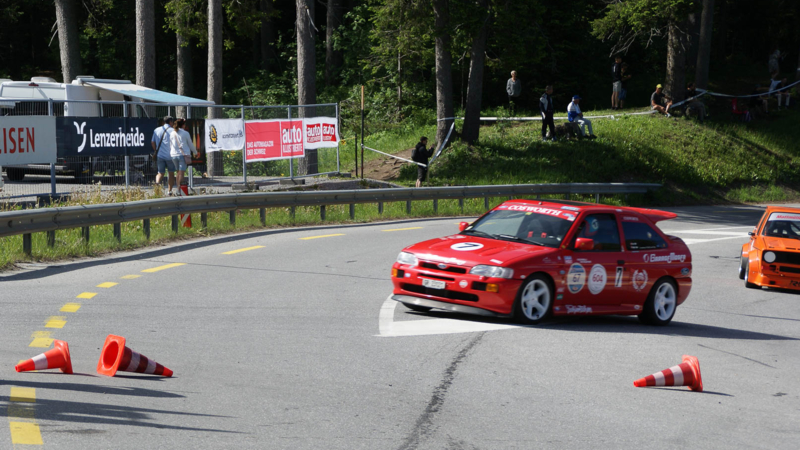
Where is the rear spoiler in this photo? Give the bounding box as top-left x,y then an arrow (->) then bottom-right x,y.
627,208 -> 678,223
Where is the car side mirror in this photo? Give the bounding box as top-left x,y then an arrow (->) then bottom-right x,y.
575,237 -> 594,251
748,231 -> 755,237
459,222 -> 470,232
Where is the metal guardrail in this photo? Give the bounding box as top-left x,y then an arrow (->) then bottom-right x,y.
0,183 -> 660,253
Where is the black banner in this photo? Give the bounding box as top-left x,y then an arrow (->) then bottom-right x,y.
56,117 -> 159,157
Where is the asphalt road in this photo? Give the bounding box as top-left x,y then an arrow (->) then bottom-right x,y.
1,204 -> 799,449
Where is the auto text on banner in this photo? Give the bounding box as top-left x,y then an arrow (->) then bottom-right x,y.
56,117 -> 157,157
303,117 -> 339,149
205,118 -> 245,152
0,116 -> 57,165
244,119 -> 304,163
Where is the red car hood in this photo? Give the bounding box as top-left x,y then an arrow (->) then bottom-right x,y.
404,235 -> 554,267
763,236 -> 800,251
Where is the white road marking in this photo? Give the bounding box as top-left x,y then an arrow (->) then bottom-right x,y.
667,226 -> 751,245
377,296 -> 524,337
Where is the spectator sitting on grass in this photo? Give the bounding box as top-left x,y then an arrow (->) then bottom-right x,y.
651,84 -> 673,117
567,95 -> 596,139
748,84 -> 769,117
685,82 -> 707,123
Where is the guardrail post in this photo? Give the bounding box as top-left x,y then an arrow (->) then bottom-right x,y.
484,197 -> 489,210
113,223 -> 121,242
23,234 -> 32,256
433,199 -> 438,213
595,193 -> 600,203
201,212 -> 208,229
349,204 -> 355,220
320,205 -> 326,221
81,227 -> 90,243
229,210 -> 236,226
290,206 -> 296,220
47,231 -> 55,248
378,202 -> 383,214
563,193 -> 570,200
172,215 -> 179,233
406,200 -> 411,214
260,208 -> 266,226
143,219 -> 150,239
459,198 -> 464,213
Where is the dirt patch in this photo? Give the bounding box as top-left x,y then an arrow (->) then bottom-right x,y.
349,148 -> 414,181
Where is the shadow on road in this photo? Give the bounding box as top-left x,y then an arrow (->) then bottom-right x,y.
0,377 -> 185,398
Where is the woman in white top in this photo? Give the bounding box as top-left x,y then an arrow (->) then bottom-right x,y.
169,119 -> 198,192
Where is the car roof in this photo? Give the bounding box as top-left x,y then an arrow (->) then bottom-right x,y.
499,199 -> 677,223
765,205 -> 800,215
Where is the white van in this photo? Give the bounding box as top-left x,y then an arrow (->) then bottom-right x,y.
0,76 -> 212,182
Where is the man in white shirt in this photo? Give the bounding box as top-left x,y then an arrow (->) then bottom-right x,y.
151,116 -> 176,194
567,96 -> 596,139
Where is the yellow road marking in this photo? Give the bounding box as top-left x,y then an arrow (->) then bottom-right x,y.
44,316 -> 67,329
222,245 -> 265,255
142,263 -> 186,273
121,274 -> 141,279
76,292 -> 97,299
29,331 -> 53,348
96,282 -> 118,288
60,303 -> 81,313
10,388 -> 36,403
9,422 -> 43,445
382,227 -> 423,232
299,234 -> 345,240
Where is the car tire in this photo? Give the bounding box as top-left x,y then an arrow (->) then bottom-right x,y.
638,278 -> 678,326
514,274 -> 553,325
402,303 -> 432,313
738,255 -> 747,280
744,260 -> 759,289
6,168 -> 25,181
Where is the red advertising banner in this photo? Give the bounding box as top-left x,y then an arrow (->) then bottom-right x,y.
303,117 -> 339,149
244,119 -> 304,162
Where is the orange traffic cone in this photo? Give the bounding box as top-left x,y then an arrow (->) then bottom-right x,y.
96,335 -> 173,377
634,355 -> 703,392
179,184 -> 191,227
15,340 -> 73,374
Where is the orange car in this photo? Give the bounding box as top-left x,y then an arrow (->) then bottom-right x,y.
740,206 -> 800,289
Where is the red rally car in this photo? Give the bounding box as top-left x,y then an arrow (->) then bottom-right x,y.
391,200 -> 692,325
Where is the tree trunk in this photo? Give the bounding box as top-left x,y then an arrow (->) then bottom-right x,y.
260,0 -> 274,72
665,20 -> 686,104
325,0 -> 343,86
397,49 -> 402,113
297,0 -> 317,176
176,32 -> 192,118
54,0 -> 82,83
432,0 -> 454,148
695,0 -> 714,89
207,0 -> 224,176
135,0 -> 156,88
685,11 -> 700,74
462,0 -> 491,144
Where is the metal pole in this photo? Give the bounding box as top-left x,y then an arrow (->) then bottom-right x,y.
48,99 -> 56,197
187,105 -> 193,190
360,86 -> 365,179
354,132 -> 358,177
335,103 -> 341,174
123,100 -> 130,189
288,106 -> 294,180
241,106 -> 247,184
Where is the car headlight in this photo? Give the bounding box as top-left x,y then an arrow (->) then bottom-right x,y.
396,252 -> 419,266
763,251 -> 776,263
469,265 -> 514,279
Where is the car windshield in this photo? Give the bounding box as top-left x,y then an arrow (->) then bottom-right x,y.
462,206 -> 576,248
765,212 -> 800,239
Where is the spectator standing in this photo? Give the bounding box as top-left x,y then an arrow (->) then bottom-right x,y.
611,55 -> 623,110
768,49 -> 782,75
567,95 -> 596,139
685,82 -> 707,123
151,115 -> 176,195
650,84 -> 673,117
506,71 -> 522,114
169,119 -> 198,191
619,63 -> 631,109
539,85 -> 556,141
412,136 -> 435,188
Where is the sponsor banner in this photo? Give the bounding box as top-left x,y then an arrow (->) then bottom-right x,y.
56,117 -> 157,157
303,117 -> 339,149
244,119 -> 304,162
0,116 -> 57,165
769,212 -> 800,222
495,204 -> 576,221
205,119 -> 244,152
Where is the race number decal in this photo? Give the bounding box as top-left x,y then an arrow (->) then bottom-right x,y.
615,267 -> 623,288
588,264 -> 607,295
567,264 -> 586,294
450,242 -> 484,251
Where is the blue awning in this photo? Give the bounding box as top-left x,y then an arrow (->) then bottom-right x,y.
83,80 -> 214,106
